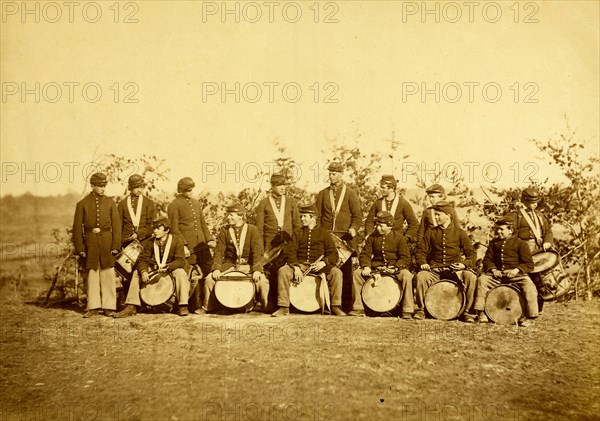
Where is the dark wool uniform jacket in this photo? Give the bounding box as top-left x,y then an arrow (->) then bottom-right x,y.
315,183 -> 363,234
211,224 -> 264,273
365,196 -> 419,240
137,234 -> 186,274
416,224 -> 475,268
117,195 -> 156,244
255,194 -> 301,250
72,192 -> 121,270
359,230 -> 411,269
286,226 -> 339,270
167,195 -> 214,250
507,210 -> 554,245
483,235 -> 534,275
416,205 -> 462,243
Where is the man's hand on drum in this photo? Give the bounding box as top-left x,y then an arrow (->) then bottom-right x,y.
420,263 -> 431,271
362,266 -> 372,277
126,233 -> 138,241
449,263 -> 466,271
348,228 -> 357,238
111,249 -> 119,255
310,261 -> 326,273
158,266 -> 168,273
543,242 -> 552,251
184,246 -> 191,258
252,271 -> 262,282
293,266 -> 303,284
141,271 -> 150,283
207,240 -> 217,249
504,268 -> 520,279
212,269 -> 221,280
491,269 -> 503,278
79,252 -> 86,259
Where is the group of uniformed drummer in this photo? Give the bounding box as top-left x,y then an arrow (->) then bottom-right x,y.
73,163 -> 553,326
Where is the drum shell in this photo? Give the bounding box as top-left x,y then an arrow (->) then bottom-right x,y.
140,271 -> 175,307
424,279 -> 466,320
484,284 -> 526,325
290,274 -> 322,313
331,234 -> 353,268
538,262 -> 570,301
361,275 -> 401,313
214,270 -> 255,309
115,240 -> 144,280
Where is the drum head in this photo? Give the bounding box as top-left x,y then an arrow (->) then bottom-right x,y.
531,251 -> 559,273
331,234 -> 353,267
116,240 -> 144,274
361,276 -> 401,313
215,271 -> 255,309
290,275 -> 321,313
424,280 -> 466,320
140,272 -> 175,307
485,285 -> 526,325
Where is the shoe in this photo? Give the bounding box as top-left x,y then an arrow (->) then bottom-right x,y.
83,309 -> 101,318
331,306 -> 347,316
114,305 -> 137,318
104,310 -> 117,317
478,312 -> 489,323
178,306 -> 189,317
413,311 -> 425,320
271,307 -> 290,317
381,311 -> 393,317
347,310 -> 365,317
401,312 -> 413,320
461,313 -> 475,324
519,318 -> 535,327
193,307 -> 207,315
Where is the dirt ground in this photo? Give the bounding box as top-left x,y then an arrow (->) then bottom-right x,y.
1,290 -> 599,421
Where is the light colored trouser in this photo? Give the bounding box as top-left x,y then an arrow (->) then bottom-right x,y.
414,269 -> 477,315
352,268 -> 414,313
125,269 -> 190,307
87,268 -> 117,310
277,264 -> 343,307
203,265 -> 269,311
474,274 -> 539,318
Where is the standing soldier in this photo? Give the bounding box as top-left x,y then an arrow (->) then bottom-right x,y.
118,174 -> 156,246
72,172 -> 121,318
255,173 -> 301,309
508,187 -> 554,312
315,162 -> 363,311
167,177 -> 215,312
350,211 -> 414,318
365,175 -> 418,241
416,183 -> 461,244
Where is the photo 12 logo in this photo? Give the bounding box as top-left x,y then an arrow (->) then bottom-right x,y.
400,1 -> 540,24
201,1 -> 339,24
201,82 -> 339,104
2,82 -> 139,104
402,82 -> 539,104
1,1 -> 140,23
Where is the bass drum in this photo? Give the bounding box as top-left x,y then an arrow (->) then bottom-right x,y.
424,279 -> 466,320
140,271 -> 175,307
485,284 -> 526,325
214,270 -> 255,310
290,274 -> 323,313
361,275 -> 401,313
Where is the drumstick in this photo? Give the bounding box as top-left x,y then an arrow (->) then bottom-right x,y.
303,255 -> 324,276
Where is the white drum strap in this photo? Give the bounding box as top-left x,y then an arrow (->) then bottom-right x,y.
519,208 -> 542,244
319,273 -> 330,314
127,195 -> 143,229
229,224 -> 248,263
329,184 -> 346,230
381,195 -> 400,217
153,234 -> 173,270
268,194 -> 286,229
430,208 -> 438,227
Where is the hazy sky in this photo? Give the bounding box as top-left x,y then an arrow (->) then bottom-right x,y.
1,1 -> 598,198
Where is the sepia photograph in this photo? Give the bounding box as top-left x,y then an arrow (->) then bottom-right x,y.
1,1 -> 599,420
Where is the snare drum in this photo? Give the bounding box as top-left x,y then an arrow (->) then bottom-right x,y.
214,270 -> 255,309
484,284 -> 526,325
531,251 -> 559,274
331,234 -> 353,267
115,240 -> 144,280
290,274 -> 323,313
424,279 -> 466,320
140,271 -> 175,307
361,275 -> 401,313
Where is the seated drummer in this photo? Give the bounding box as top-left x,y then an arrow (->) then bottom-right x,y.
474,215 -> 538,326
198,202 -> 269,314
349,211 -> 414,318
114,216 -> 190,317
272,203 -> 346,317
414,201 -> 477,322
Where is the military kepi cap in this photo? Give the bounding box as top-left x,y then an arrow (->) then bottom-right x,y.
380,175 -> 397,187
375,211 -> 394,226
153,216 -> 171,229
327,162 -> 344,172
521,187 -> 540,203
270,173 -> 287,186
496,215 -> 516,227
90,172 -> 108,186
226,202 -> 246,214
177,177 -> 195,192
432,200 -> 453,215
128,174 -> 146,189
298,203 -> 317,215
426,183 -> 445,195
